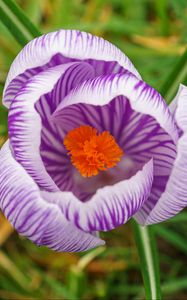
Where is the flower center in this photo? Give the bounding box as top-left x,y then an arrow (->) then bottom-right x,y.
64,125 -> 123,177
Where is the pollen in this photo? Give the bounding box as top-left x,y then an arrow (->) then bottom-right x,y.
63,125 -> 123,177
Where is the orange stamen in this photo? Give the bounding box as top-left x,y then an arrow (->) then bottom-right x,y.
63,125 -> 123,177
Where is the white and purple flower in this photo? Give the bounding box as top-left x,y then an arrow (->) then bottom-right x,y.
1,30 -> 187,252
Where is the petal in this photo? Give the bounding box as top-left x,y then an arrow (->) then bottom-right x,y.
3,29 -> 140,108
127,114 -> 176,225
8,62 -> 94,191
140,84 -> 187,224
0,141 -> 104,252
53,71 -> 178,144
41,159 -> 154,232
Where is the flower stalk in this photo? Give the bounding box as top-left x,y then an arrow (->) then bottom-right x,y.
132,220 -> 161,300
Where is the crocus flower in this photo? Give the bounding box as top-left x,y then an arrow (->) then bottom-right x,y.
0,30 -> 186,252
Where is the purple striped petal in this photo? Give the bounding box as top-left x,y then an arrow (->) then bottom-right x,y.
53,72 -> 178,144
140,84 -> 187,224
130,117 -> 177,224
0,141 -> 104,252
8,62 -> 94,191
41,159 -> 153,232
3,30 -> 140,108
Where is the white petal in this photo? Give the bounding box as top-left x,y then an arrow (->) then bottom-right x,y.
0,141 -> 104,252
3,30 -> 140,108
141,84 -> 187,224
41,159 -> 153,232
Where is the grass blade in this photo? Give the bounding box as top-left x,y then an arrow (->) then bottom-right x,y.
153,225 -> 187,255
160,48 -> 187,103
0,0 -> 41,46
0,251 -> 30,290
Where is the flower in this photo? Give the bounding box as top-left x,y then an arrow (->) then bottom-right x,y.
0,29 -> 186,252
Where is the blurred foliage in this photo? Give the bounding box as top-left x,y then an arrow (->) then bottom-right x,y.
0,0 -> 187,299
